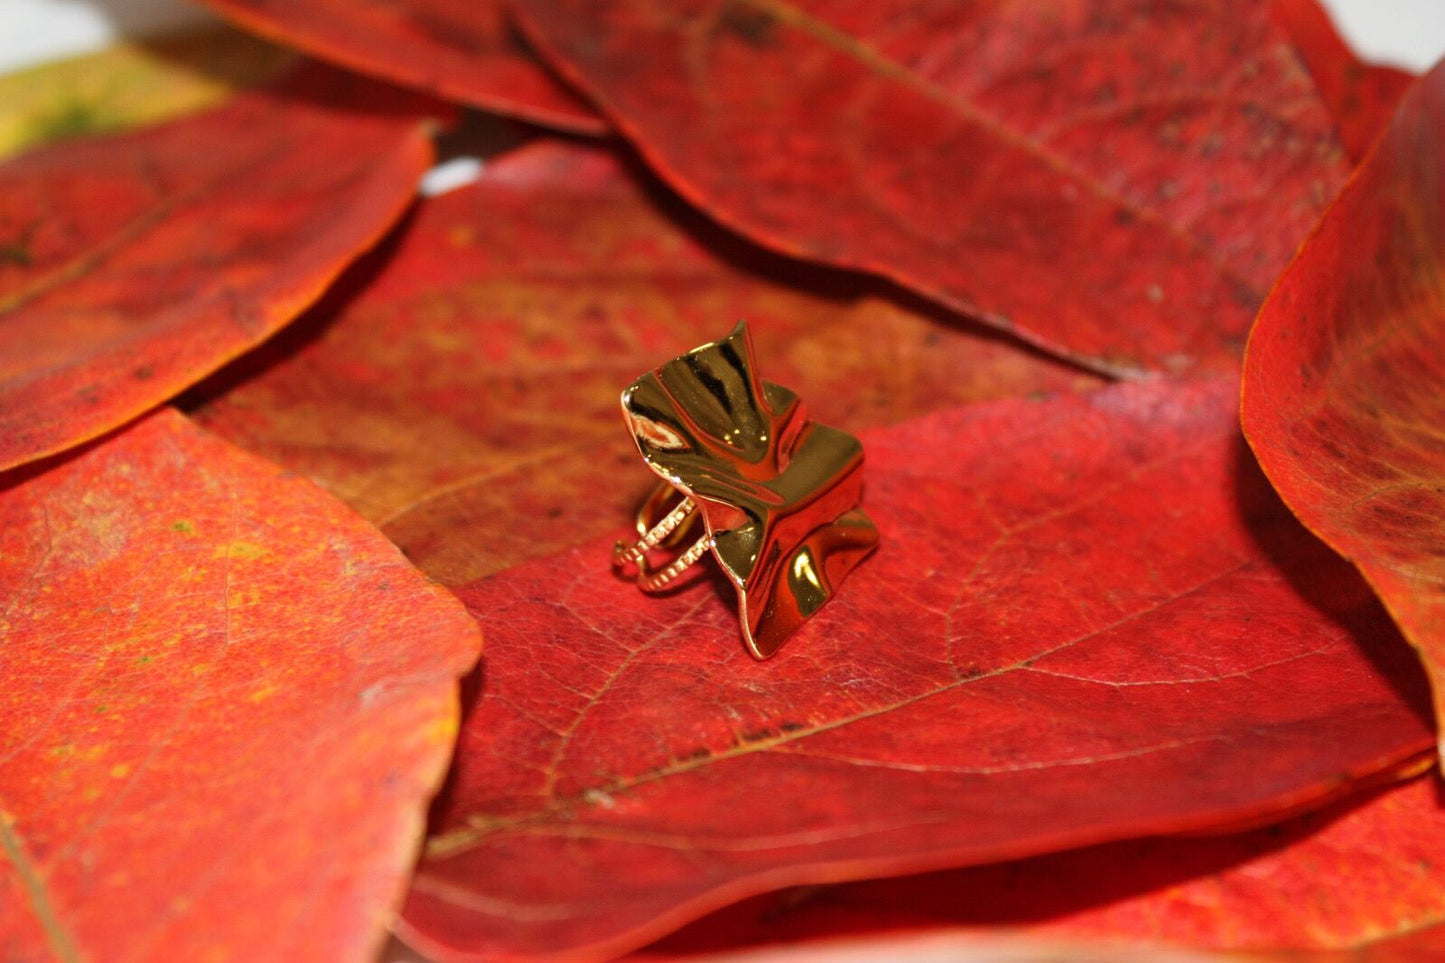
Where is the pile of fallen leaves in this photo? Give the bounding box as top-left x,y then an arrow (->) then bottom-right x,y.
2,2 -> 1442,961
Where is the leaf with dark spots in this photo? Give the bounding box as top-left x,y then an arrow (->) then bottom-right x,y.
0,410 -> 480,962
1268,0 -> 1415,161
0,64 -> 438,472
1243,57 -> 1445,760
188,138 -> 1096,587
645,771 -> 1445,959
198,0 -> 605,134
513,0 -> 1349,375
397,380 -> 1433,961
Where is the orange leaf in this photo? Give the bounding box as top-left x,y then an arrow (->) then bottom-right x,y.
0,65 -> 437,472
0,410 -> 479,961
1243,58 -> 1445,759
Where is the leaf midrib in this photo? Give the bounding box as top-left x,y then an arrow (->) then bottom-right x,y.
0,810 -> 82,963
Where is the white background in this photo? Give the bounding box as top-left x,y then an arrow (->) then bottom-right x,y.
1,0 -> 1444,73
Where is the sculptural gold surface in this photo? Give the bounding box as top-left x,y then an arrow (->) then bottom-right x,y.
612,322 -> 878,659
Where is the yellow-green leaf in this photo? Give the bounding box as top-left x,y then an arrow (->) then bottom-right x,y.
0,27 -> 292,160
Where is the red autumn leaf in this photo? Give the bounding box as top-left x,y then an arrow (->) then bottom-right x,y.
1243,58 -> 1445,759
397,380 -> 1432,962
0,410 -> 480,961
0,64 -> 436,473
198,0 -> 604,134
1267,0 -> 1415,162
646,769 -> 1445,958
513,0 -> 1348,376
188,138 -> 1096,586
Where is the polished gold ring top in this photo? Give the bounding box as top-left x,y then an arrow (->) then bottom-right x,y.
613,322 -> 878,659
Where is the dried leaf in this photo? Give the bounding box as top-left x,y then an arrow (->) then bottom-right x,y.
398,380 -> 1432,961
198,0 -> 604,134
0,410 -> 480,961
189,139 -> 1096,586
0,65 -> 436,472
1267,0 -> 1415,162
0,27 -> 294,161
646,771 -> 1445,958
1243,58 -> 1445,760
514,0 -> 1348,375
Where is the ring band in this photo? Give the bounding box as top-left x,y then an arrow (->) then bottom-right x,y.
612,489 -> 713,591
611,493 -> 698,570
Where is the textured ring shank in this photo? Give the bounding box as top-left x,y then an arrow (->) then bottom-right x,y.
612,495 -> 699,572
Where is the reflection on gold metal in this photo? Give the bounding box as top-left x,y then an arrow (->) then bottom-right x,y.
611,322 -> 878,659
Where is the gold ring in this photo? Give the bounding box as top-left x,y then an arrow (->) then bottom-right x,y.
614,322 -> 878,659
